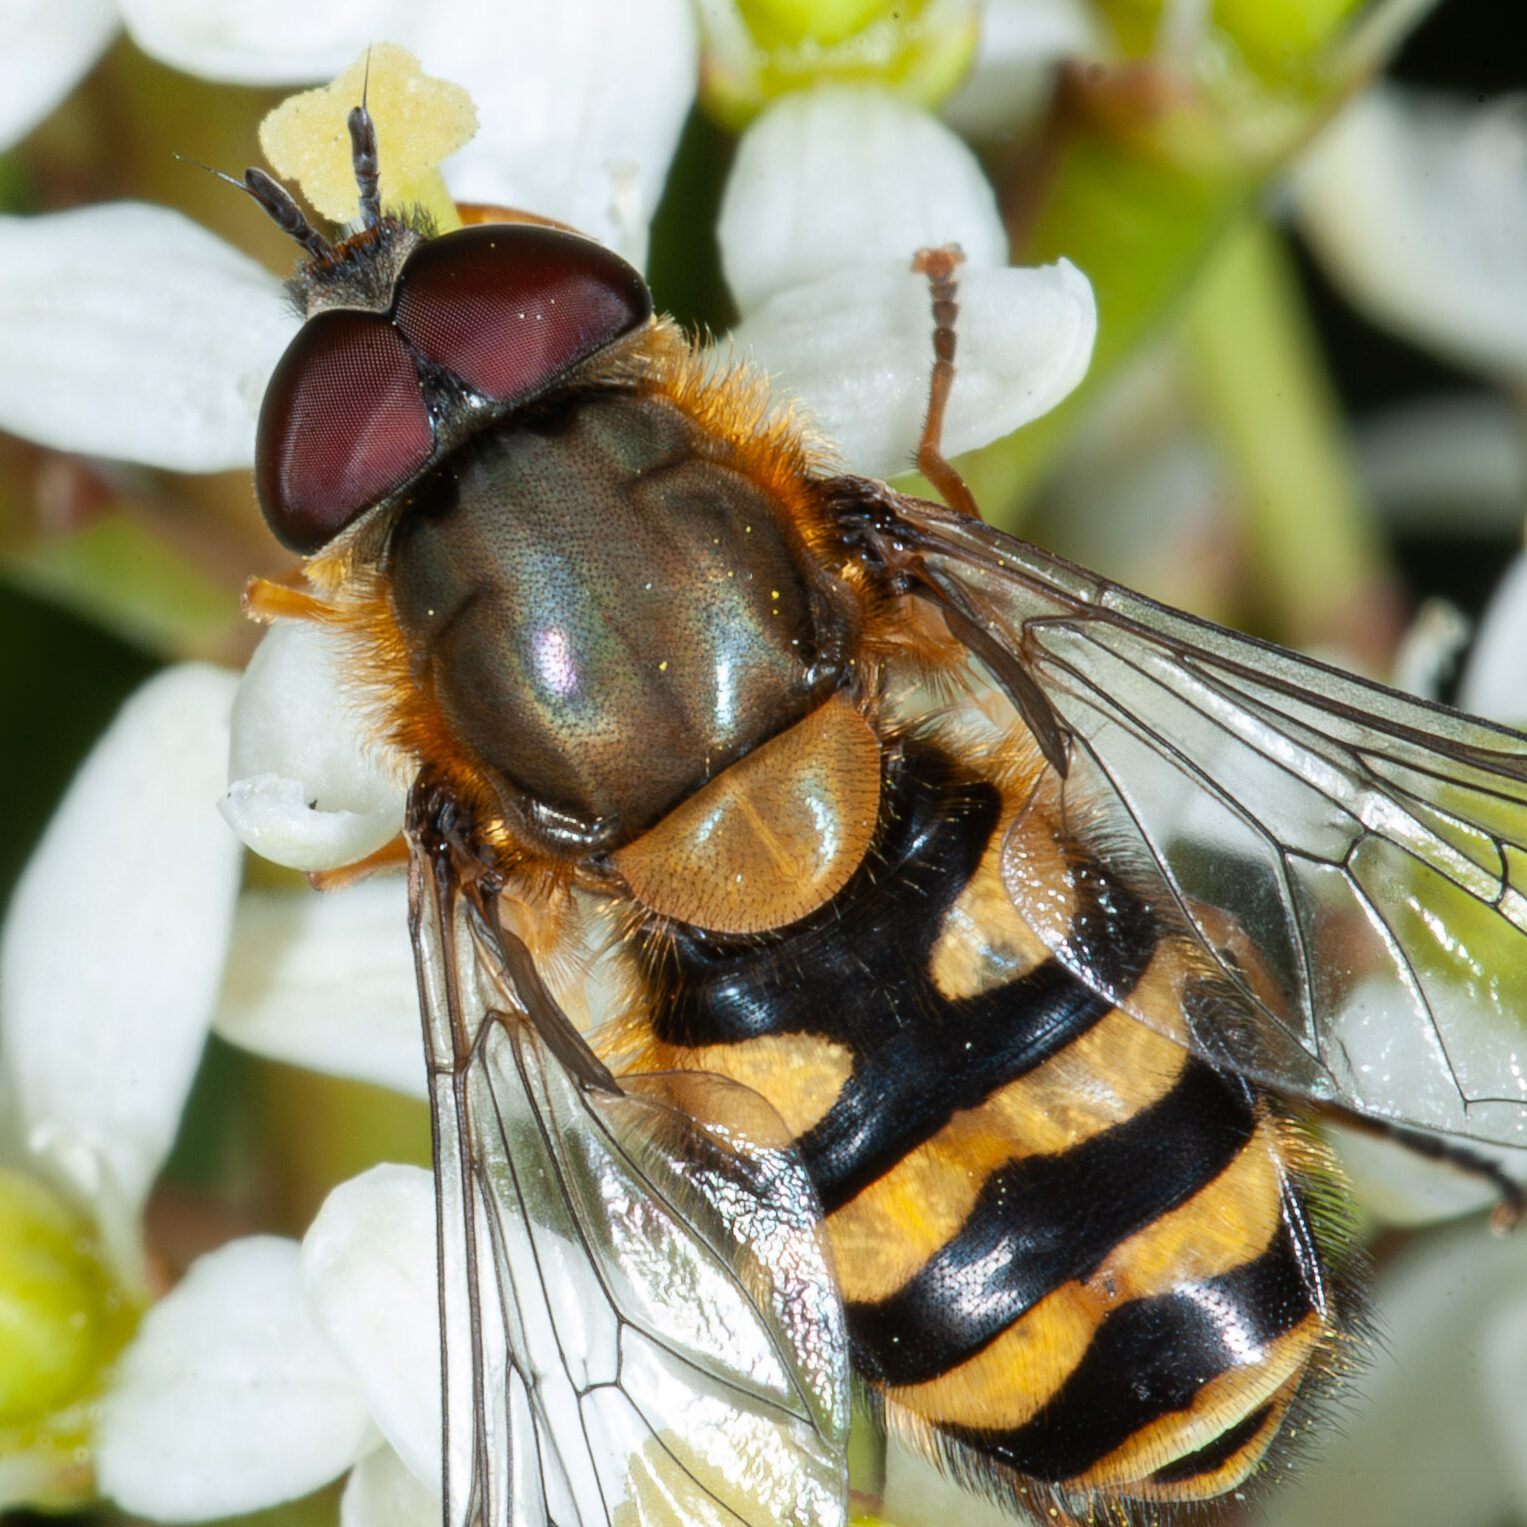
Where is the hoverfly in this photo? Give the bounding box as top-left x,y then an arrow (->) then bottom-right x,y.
238,96 -> 1527,1527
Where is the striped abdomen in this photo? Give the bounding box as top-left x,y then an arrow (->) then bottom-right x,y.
629,742 -> 1356,1516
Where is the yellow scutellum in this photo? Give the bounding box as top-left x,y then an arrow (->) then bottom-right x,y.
259,44 -> 476,234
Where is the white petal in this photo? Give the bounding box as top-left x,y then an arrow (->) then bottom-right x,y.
222,622 -> 407,872
220,774 -> 403,875
941,0 -> 1099,140
719,85 -> 1008,317
214,877 -> 424,1098
1460,552 -> 1527,726
0,204 -> 297,471
0,666 -> 241,1271
409,0 -> 699,269
0,0 -> 118,150
1258,1220 -> 1527,1527
730,257 -> 1096,480
1329,1123 -> 1527,1227
1296,86 -> 1527,380
341,1443 -> 440,1527
97,1236 -> 375,1521
1356,395 -> 1527,540
881,1432 -> 1023,1527
1390,597 -> 1472,704
1480,1296 -> 1527,1510
119,0 -> 411,84
302,1165 -> 442,1495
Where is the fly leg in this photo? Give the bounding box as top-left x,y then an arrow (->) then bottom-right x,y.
1321,1105 -> 1525,1234
912,245 -> 982,519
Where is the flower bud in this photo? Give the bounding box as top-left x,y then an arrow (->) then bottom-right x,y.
0,1169 -> 139,1508
700,0 -> 980,127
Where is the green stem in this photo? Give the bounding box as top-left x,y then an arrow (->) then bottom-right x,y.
1183,218 -> 1391,648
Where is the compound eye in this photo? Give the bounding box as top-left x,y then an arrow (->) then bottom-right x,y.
256,311 -> 434,553
393,223 -> 653,403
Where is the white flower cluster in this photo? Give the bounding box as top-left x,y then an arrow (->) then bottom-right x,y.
3,2 -> 1527,1525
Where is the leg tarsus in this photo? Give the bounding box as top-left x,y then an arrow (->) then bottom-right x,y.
1320,1104 -> 1525,1234
243,574 -> 337,625
912,245 -> 982,520
1381,1124 -> 1525,1235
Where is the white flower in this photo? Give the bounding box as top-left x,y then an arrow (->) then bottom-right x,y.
0,0 -> 118,152
219,621 -> 408,875
2,0 -> 696,267
215,868 -> 421,1097
95,1236 -> 376,1521
0,665 -> 242,1286
97,1165 -> 445,1527
0,659 -> 433,1522
1459,550 -> 1527,728
0,57 -> 1094,512
722,83 -> 1094,481
0,204 -> 299,473
1296,83 -> 1527,382
0,665 -> 241,1510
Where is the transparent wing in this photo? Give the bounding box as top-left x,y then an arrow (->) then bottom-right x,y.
409,825 -> 849,1527
856,488 -> 1527,1147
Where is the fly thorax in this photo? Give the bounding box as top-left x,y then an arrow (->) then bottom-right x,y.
386,387 -> 859,855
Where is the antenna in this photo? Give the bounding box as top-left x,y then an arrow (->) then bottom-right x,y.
348,49 -> 382,229
347,107 -> 382,230
242,167 -> 334,261
175,154 -> 334,261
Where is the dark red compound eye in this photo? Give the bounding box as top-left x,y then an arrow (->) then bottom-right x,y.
393,223 -> 652,403
256,310 -> 434,553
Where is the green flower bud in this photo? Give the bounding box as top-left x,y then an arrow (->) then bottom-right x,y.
700,0 -> 980,128
0,1170 -> 139,1508
1098,0 -> 1367,81
1215,0 -> 1367,76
